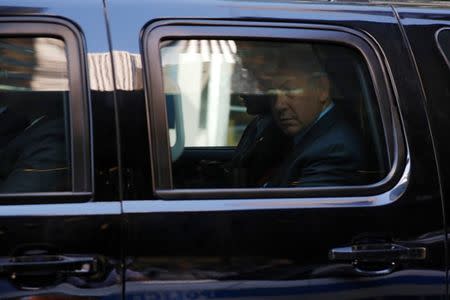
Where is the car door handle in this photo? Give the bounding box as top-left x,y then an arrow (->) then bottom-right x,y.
329,243 -> 427,262
0,255 -> 97,274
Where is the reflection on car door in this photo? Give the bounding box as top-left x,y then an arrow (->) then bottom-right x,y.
105,1 -> 447,299
0,2 -> 123,299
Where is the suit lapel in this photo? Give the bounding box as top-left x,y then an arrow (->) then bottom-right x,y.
293,106 -> 339,153
271,106 -> 340,186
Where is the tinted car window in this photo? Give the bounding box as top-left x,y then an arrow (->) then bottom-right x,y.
0,37 -> 71,193
160,39 -> 388,189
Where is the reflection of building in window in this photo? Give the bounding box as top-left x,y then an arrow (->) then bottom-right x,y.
0,40 -> 146,92
0,37 -> 71,193
199,80 -> 209,129
88,50 -> 143,91
0,39 -> 258,147
0,38 -> 68,91
161,40 -> 238,147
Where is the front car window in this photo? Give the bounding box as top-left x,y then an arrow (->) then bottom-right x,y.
0,37 -> 71,193
160,39 -> 389,189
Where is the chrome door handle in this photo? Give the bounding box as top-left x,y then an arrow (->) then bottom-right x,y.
329,243 -> 426,262
0,255 -> 97,274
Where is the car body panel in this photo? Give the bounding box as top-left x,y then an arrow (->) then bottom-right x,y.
0,0 -> 122,298
396,4 -> 450,294
105,0 -> 447,299
0,1 -> 447,299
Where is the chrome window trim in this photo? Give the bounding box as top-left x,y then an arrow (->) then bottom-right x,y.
143,20 -> 406,201
123,156 -> 409,213
0,201 -> 121,217
435,27 -> 450,70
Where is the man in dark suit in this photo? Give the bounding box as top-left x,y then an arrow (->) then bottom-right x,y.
228,99 -> 291,187
233,42 -> 366,188
267,103 -> 366,187
262,51 -> 367,187
0,106 -> 69,193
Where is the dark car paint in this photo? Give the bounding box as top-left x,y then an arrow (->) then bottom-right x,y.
397,2 -> 450,266
0,0 -> 447,299
0,1 -> 123,299
114,1 -> 446,299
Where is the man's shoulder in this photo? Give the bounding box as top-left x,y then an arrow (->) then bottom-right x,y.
1,117 -> 65,157
302,106 -> 363,154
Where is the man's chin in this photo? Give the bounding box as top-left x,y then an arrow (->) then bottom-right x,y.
281,126 -> 301,137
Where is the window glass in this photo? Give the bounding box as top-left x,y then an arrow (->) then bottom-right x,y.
161,40 -> 388,189
0,37 -> 71,193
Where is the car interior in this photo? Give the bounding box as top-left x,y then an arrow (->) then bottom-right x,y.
167,42 -> 389,189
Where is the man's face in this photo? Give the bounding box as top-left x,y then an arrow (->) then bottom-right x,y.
269,72 -> 329,136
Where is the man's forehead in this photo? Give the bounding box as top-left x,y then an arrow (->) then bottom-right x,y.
250,59 -> 324,84
260,71 -> 309,86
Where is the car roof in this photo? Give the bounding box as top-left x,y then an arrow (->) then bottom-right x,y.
219,0 -> 450,8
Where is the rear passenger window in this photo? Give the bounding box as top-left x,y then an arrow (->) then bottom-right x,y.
159,39 -> 389,189
0,37 -> 71,193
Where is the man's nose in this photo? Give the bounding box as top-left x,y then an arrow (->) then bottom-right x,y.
273,94 -> 288,112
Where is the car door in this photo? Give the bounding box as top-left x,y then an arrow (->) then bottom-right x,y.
0,1 -> 123,299
106,1 -> 447,299
394,4 -> 450,295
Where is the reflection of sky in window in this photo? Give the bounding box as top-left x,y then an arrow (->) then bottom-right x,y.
0,1 -> 111,53
1,0 -> 140,53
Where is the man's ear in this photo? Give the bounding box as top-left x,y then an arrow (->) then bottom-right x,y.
317,75 -> 331,104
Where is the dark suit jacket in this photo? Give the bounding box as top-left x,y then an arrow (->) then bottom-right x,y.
267,106 -> 367,187
0,110 -> 69,193
230,114 -> 291,187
